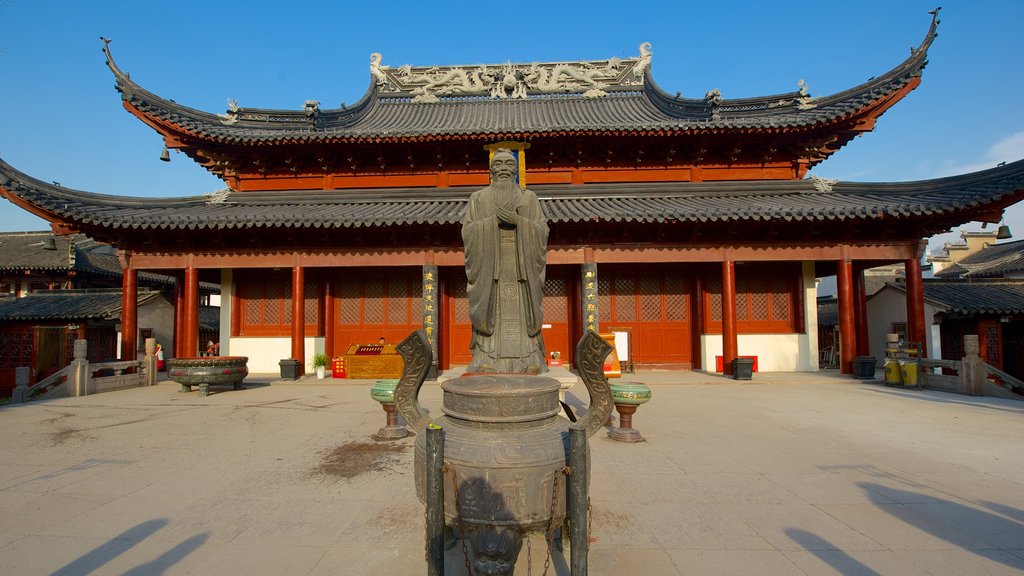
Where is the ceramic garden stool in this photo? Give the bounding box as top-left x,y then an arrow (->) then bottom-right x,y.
370,379 -> 408,440
608,381 -> 652,442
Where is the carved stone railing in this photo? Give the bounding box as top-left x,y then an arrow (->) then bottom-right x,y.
9,338 -> 158,404
914,335 -> 1021,401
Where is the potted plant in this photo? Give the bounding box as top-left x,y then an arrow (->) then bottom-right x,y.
312,353 -> 330,379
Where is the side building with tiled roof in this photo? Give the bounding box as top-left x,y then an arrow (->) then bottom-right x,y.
868,279 -> 1024,381
3,9 -> 1024,377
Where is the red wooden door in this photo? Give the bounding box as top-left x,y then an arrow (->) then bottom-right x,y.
599,268 -> 691,366
446,273 -> 473,367
541,274 -> 571,364
444,269 -> 571,369
978,320 -> 1003,370
332,270 -> 421,355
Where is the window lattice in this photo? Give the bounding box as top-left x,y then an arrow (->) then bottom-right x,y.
243,284 -> 261,326
614,276 -> 636,322
665,276 -> 687,321
543,278 -> 567,323
984,325 -> 1001,365
597,277 -> 611,324
735,292 -> 749,321
751,278 -> 769,321
339,280 -> 360,324
282,282 -> 293,324
454,279 -> 470,323
363,279 -> 384,323
0,333 -> 32,369
265,281 -> 281,324
388,277 -> 410,325
772,278 -> 791,320
304,282 -> 318,324
639,276 -> 661,322
707,276 -> 722,321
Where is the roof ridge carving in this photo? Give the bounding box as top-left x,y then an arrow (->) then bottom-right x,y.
371,43 -> 652,103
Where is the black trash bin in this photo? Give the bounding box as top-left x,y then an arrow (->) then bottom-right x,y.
732,357 -> 754,380
279,359 -> 300,380
852,356 -> 877,379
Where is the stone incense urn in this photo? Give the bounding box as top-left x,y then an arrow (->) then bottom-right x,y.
394,330 -> 613,574
167,356 -> 248,397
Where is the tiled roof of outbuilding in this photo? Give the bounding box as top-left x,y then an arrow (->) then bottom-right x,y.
0,289 -> 163,321
880,279 -> 1024,315
101,13 -> 937,145
3,155 -> 1023,234
933,239 -> 1024,278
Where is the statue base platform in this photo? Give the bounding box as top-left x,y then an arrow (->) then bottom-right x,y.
438,365 -> 578,401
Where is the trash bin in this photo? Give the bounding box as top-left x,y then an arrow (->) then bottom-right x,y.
852,356 -> 877,379
279,359 -> 300,380
899,359 -> 919,387
884,357 -> 902,386
732,357 -> 754,380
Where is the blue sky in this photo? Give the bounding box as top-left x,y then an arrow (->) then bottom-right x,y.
1,1 -> 1022,255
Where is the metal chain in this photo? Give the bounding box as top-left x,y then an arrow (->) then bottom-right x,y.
443,463 -> 474,576
541,466 -> 569,576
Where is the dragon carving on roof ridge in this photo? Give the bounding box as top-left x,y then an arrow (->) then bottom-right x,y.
370,43 -> 652,103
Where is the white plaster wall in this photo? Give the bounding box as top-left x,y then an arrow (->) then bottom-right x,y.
866,287 -> 942,365
230,337 -> 325,374
220,269 -> 233,356
701,333 -> 813,372
119,296 -> 175,360
801,261 -> 819,370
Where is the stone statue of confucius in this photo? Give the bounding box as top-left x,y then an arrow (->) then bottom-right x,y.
462,148 -> 549,374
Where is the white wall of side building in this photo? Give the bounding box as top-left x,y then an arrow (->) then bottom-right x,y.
866,286 -> 942,365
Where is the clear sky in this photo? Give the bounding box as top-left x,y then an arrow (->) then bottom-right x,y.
1,1 -> 1022,255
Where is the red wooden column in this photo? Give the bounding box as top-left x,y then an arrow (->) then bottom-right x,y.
183,266 -> 200,357
120,265 -> 138,360
291,265 -> 305,375
721,259 -> 738,376
853,265 -> 870,356
905,258 -> 927,357
836,259 -> 855,374
173,270 -> 185,358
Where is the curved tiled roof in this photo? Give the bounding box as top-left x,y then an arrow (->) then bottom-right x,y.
884,279 -> 1024,315
2,156 -> 1022,234
933,239 -> 1024,278
101,12 -> 938,145
0,289 -> 162,321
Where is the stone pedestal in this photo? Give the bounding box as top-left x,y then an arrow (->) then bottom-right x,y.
608,381 -> 652,443
370,379 -> 408,439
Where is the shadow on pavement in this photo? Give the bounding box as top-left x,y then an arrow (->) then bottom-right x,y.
784,528 -> 881,576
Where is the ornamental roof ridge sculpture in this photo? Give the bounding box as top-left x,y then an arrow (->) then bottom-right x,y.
370,42 -> 652,103
97,8 -> 938,142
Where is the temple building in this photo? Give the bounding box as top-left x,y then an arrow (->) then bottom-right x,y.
3,11 -> 1024,377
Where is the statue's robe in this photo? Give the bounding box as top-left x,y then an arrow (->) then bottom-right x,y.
462,183 -> 549,373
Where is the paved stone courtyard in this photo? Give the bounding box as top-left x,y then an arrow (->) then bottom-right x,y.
1,373 -> 1023,575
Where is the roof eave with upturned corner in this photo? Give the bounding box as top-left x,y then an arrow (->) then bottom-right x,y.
100,10 -> 939,148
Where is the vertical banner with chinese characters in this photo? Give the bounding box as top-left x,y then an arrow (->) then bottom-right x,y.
421,264 -> 440,377
581,263 -> 599,334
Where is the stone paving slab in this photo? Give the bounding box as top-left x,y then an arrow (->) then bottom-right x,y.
1,373 -> 1023,575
